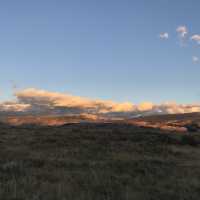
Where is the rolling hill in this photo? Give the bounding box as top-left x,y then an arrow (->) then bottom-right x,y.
1,112 -> 200,133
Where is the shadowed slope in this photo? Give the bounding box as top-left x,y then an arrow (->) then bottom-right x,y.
0,123 -> 200,199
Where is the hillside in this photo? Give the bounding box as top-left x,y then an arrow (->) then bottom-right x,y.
1,112 -> 200,133
1,114 -> 105,126
128,112 -> 200,132
130,112 -> 200,123
0,123 -> 200,199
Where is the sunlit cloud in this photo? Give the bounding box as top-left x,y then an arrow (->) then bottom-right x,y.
157,102 -> 200,114
160,26 -> 200,63
0,102 -> 31,112
14,88 -> 136,114
191,34 -> 200,44
0,88 -> 199,117
138,102 -> 154,111
176,26 -> 188,38
159,32 -> 169,39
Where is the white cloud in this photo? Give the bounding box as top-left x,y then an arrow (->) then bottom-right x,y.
158,102 -> 200,114
191,34 -> 200,44
14,88 -> 136,114
0,88 -> 199,117
138,102 -> 154,111
192,56 -> 199,63
159,32 -> 169,39
176,26 -> 188,38
0,102 -> 31,112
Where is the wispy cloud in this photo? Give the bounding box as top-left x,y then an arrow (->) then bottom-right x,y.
159,32 -> 169,39
160,26 -> 200,63
176,26 -> 188,38
176,25 -> 188,46
191,34 -> 200,44
192,56 -> 199,63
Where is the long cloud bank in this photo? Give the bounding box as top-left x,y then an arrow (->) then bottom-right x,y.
0,88 -> 200,117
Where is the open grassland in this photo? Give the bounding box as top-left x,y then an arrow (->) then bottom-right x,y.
0,123 -> 200,200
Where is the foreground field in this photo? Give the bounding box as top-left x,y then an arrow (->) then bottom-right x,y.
0,123 -> 200,200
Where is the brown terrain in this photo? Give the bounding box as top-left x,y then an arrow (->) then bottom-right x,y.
128,112 -> 200,132
2,112 -> 200,133
1,113 -> 200,199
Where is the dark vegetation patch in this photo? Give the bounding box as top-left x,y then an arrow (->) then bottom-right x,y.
0,123 -> 200,199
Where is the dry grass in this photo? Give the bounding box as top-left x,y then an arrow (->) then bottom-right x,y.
0,123 -> 200,199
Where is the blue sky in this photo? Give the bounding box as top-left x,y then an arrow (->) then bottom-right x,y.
0,0 -> 200,103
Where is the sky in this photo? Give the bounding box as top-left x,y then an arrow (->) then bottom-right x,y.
0,0 -> 200,104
